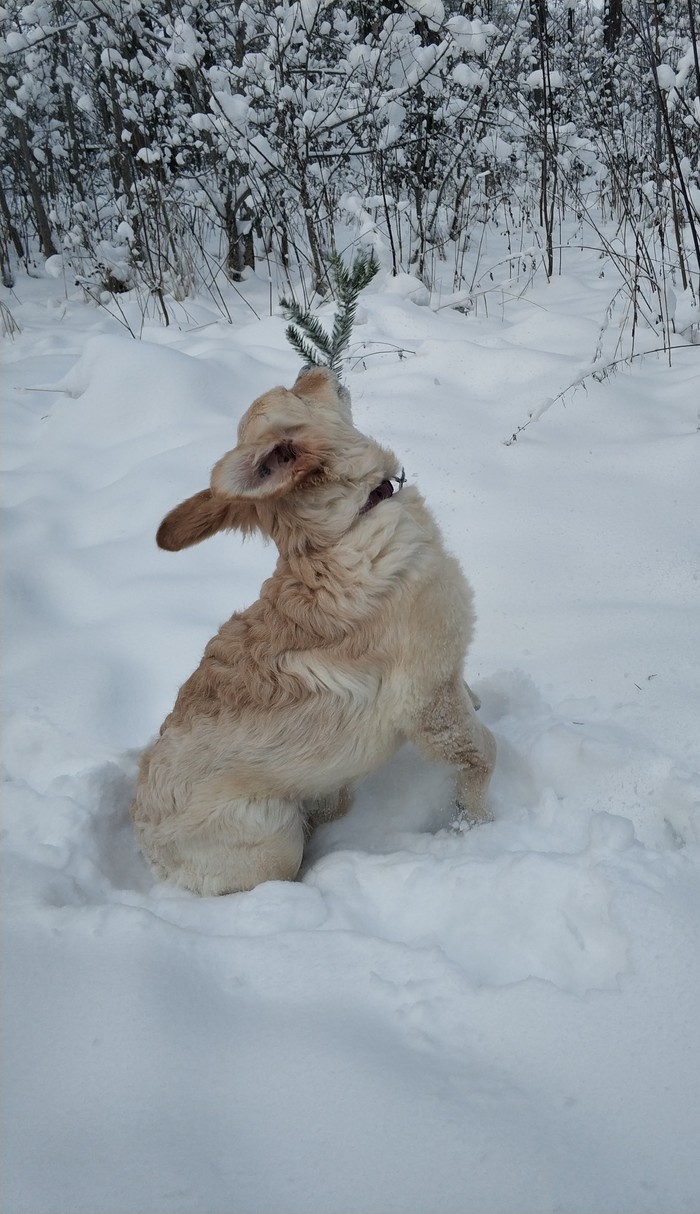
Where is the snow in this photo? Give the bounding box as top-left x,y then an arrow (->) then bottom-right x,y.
3,253 -> 700,1214
4,29 -> 28,51
655,62 -> 677,91
135,147 -> 162,163
525,68 -> 564,91
212,91 -> 250,130
404,0 -> 445,28
100,47 -> 127,70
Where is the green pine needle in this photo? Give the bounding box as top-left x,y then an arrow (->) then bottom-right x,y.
280,249 -> 380,380
285,325 -> 322,367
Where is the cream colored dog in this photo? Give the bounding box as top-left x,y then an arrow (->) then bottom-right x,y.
131,367 -> 496,895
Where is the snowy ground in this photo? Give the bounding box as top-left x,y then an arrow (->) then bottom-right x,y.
2,252 -> 700,1214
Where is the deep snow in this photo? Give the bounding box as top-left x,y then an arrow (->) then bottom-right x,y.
2,253 -> 700,1214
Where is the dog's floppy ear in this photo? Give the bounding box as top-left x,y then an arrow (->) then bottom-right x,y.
157,489 -> 248,551
211,434 -> 327,500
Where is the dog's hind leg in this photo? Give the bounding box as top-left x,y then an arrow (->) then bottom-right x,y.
302,786 -> 354,835
410,672 -> 496,825
147,791 -> 306,895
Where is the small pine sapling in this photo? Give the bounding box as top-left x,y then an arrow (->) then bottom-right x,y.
281,249 -> 379,378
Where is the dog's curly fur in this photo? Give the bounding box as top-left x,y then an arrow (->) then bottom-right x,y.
131,367 -> 496,895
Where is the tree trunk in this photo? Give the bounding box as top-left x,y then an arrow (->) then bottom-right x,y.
13,117 -> 56,256
0,181 -> 25,259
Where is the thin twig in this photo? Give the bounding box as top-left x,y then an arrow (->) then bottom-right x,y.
504,344 -> 698,445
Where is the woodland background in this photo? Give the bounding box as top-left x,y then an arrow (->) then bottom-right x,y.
1,0 -> 699,343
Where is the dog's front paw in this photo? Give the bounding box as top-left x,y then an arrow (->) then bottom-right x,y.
454,799 -> 494,829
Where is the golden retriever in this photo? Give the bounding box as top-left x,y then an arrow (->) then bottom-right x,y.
131,366 -> 496,895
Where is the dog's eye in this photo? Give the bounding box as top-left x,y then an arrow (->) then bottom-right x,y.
258,463 -> 271,478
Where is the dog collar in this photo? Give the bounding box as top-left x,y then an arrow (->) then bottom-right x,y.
359,468 -> 406,515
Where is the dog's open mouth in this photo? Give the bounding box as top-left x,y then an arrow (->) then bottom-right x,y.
359,468 -> 406,516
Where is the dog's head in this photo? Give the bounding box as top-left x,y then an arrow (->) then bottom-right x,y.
157,367 -> 402,556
